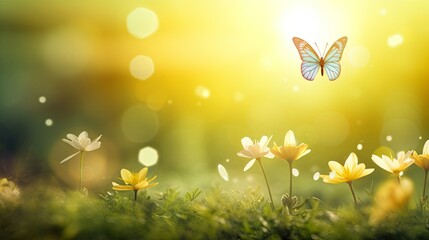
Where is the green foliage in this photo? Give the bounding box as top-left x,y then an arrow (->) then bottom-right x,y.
1,186 -> 429,239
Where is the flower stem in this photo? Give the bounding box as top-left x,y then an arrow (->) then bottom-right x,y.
79,151 -> 85,190
288,161 -> 293,212
134,190 -> 138,201
347,181 -> 358,208
423,170 -> 428,198
257,158 -> 275,210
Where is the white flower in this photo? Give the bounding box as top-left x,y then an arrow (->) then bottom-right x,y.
60,131 -> 102,164
237,135 -> 274,171
371,150 -> 414,176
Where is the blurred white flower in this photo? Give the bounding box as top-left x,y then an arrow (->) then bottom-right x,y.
61,131 -> 102,164
237,135 -> 274,171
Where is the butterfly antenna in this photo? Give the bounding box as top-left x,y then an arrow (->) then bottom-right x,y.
314,42 -> 323,57
322,43 -> 328,57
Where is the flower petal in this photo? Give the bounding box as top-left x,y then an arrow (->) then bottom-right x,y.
345,152 -> 358,172
371,155 -> 393,173
241,137 -> 253,148
112,184 -> 134,191
284,130 -> 296,146
63,138 -> 82,150
78,131 -> 88,141
60,151 -> 80,164
243,159 -> 256,172
138,168 -> 148,182
85,141 -> 101,151
120,169 -> 134,185
237,149 -> 253,159
92,134 -> 102,144
424,140 -> 429,155
67,134 -> 78,142
328,161 -> 344,175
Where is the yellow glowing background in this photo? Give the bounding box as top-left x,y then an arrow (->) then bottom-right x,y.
0,0 -> 428,202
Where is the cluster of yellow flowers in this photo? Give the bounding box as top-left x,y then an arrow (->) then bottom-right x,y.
61,131 -> 158,201
237,131 -> 429,218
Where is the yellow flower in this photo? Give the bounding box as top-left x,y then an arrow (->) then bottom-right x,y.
320,152 -> 374,184
270,130 -> 310,163
61,131 -> 102,164
371,151 -> 414,176
112,168 -> 158,200
370,178 -> 413,225
0,178 -> 20,207
412,140 -> 429,171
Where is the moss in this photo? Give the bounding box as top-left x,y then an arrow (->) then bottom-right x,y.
0,186 -> 428,239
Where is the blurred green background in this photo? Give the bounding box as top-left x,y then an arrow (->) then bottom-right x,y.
0,0 -> 428,204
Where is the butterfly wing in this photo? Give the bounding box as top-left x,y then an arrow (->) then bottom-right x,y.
323,37 -> 347,81
292,37 -> 321,81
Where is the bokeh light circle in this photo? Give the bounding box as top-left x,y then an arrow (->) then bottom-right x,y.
195,86 -> 211,99
121,104 -> 159,143
387,34 -> 403,48
138,146 -> 159,167
39,96 -> 46,103
45,118 -> 53,127
130,55 -> 155,80
127,8 -> 159,39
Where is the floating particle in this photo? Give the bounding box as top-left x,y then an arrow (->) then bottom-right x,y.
218,164 -> 229,181
399,171 -> 404,177
39,96 -> 46,103
419,136 -> 422,140
225,159 -> 230,163
45,118 -> 53,126
292,168 -> 299,177
386,135 -> 393,142
243,159 -> 256,172
313,172 -> 320,181
357,144 -> 363,151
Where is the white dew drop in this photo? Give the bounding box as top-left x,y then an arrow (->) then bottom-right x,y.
218,164 -> 229,181
357,143 -> 363,151
45,118 -> 53,126
243,159 -> 256,172
386,135 -> 393,142
313,172 -> 320,181
329,171 -> 336,179
138,146 -> 159,167
39,96 -> 46,103
292,168 -> 299,177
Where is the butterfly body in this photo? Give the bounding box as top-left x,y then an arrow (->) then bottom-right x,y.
292,37 -> 347,81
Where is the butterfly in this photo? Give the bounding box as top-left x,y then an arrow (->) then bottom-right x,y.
292,36 -> 347,81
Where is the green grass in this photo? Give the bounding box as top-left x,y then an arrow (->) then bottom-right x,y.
1,185 -> 429,240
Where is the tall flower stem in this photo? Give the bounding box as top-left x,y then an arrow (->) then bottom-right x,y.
257,158 -> 275,210
134,190 -> 138,201
79,151 -> 85,190
288,161 -> 293,211
347,181 -> 358,208
423,170 -> 428,199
